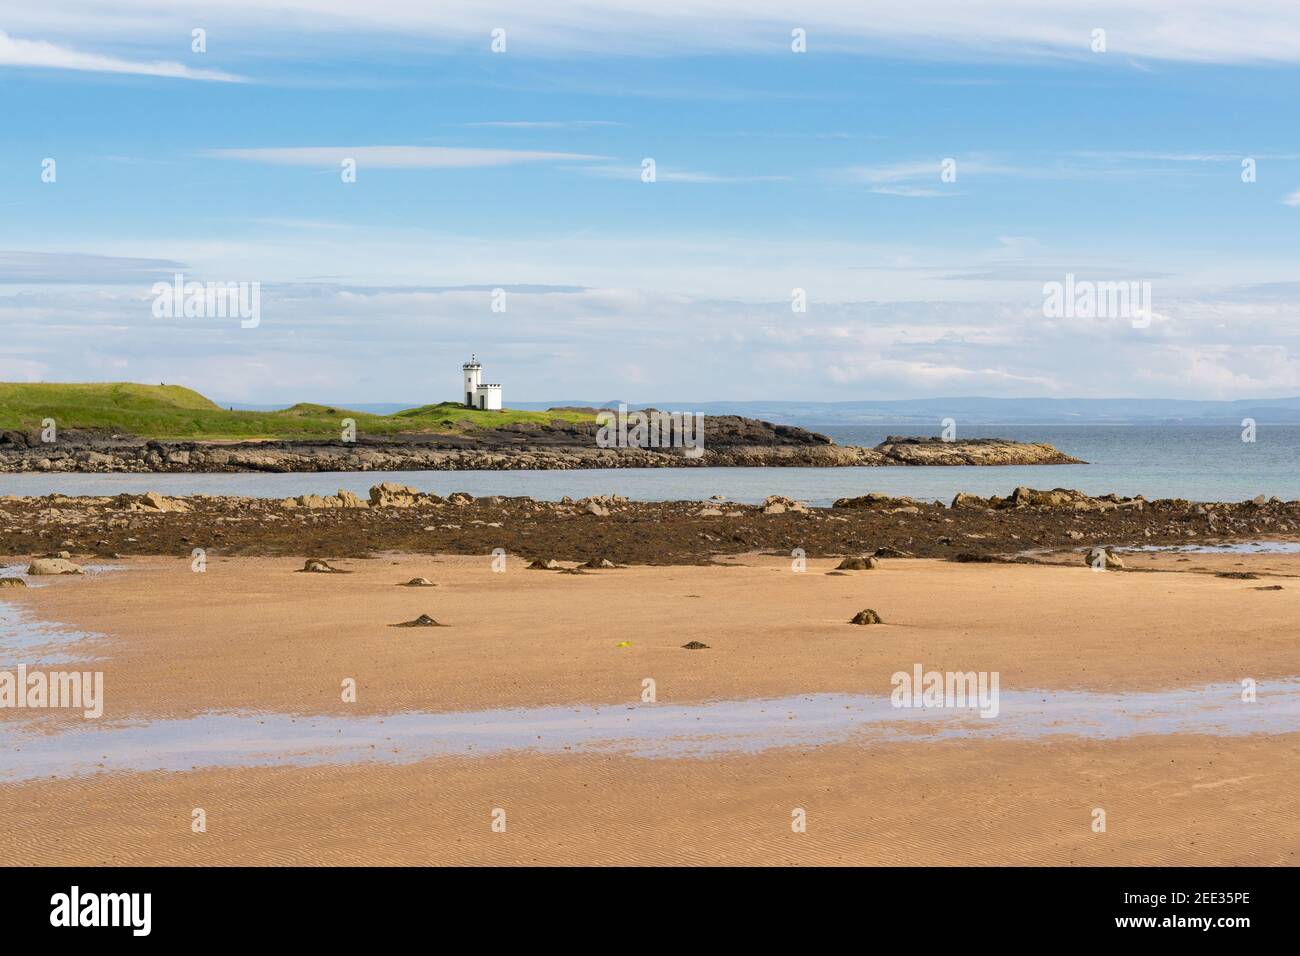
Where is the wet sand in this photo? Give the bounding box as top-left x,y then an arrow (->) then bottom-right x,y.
1,554 -> 1297,864
1,734 -> 1295,866
4,553 -> 1300,719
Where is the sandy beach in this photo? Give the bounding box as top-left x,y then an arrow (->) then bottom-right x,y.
2,551 -> 1297,865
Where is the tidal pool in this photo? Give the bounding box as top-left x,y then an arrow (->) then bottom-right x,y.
1,679 -> 1296,781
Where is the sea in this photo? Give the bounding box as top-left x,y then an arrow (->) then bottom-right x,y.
1,424 -> 1296,506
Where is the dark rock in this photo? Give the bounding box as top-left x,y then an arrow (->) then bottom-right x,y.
873,547 -> 913,558
849,609 -> 883,625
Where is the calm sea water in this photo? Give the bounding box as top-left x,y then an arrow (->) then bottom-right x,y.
0,424 -> 1295,505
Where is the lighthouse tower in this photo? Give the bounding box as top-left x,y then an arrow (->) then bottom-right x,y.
463,355 -> 482,407
462,355 -> 503,410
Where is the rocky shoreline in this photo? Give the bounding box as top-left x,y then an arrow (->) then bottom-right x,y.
0,432 -> 1082,473
2,483 -> 1292,566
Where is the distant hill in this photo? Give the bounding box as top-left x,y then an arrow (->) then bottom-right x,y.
0,383 -> 594,440
508,396 -> 1300,425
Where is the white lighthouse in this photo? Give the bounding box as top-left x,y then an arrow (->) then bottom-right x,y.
462,354 -> 502,410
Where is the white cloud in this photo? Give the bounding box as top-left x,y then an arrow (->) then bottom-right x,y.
208,146 -> 605,168
0,30 -> 243,81
1283,189 -> 1300,207
6,278 -> 1300,402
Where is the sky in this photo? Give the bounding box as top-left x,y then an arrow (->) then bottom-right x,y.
3,1 -> 1300,404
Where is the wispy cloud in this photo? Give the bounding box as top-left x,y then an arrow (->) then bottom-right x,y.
1284,189 -> 1300,207
869,186 -> 953,199
578,164 -> 790,183
207,146 -> 605,168
0,30 -> 244,82
465,120 -> 624,129
9,2 -> 1300,64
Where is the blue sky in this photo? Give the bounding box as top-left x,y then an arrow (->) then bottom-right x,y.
3,2 -> 1300,404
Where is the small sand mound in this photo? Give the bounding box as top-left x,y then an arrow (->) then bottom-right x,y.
398,577 -> 436,587
681,640 -> 710,650
849,609 -> 883,625
836,556 -> 877,571
390,614 -> 447,628
299,558 -> 347,573
824,571 -> 848,576
1253,584 -> 1283,591
0,577 -> 28,588
1216,571 -> 1260,580
559,568 -> 589,575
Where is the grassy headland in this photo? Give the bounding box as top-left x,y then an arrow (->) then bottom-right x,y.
0,382 -> 595,441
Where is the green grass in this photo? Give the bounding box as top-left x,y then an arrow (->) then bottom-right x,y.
0,383 -> 595,440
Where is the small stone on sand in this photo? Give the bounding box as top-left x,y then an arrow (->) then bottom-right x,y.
849,609 -> 883,625
681,640 -> 710,649
836,556 -> 877,571
300,558 -> 345,573
391,614 -> 447,627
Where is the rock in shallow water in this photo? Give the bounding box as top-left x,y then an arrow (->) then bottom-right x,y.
1083,547 -> 1125,569
26,558 -> 83,575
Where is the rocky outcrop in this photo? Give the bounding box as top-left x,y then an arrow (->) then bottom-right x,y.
3,485 -> 1298,566
873,437 -> 1083,466
947,487 -> 1147,512
833,492 -> 934,512
761,495 -> 807,515
0,432 -> 1082,474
